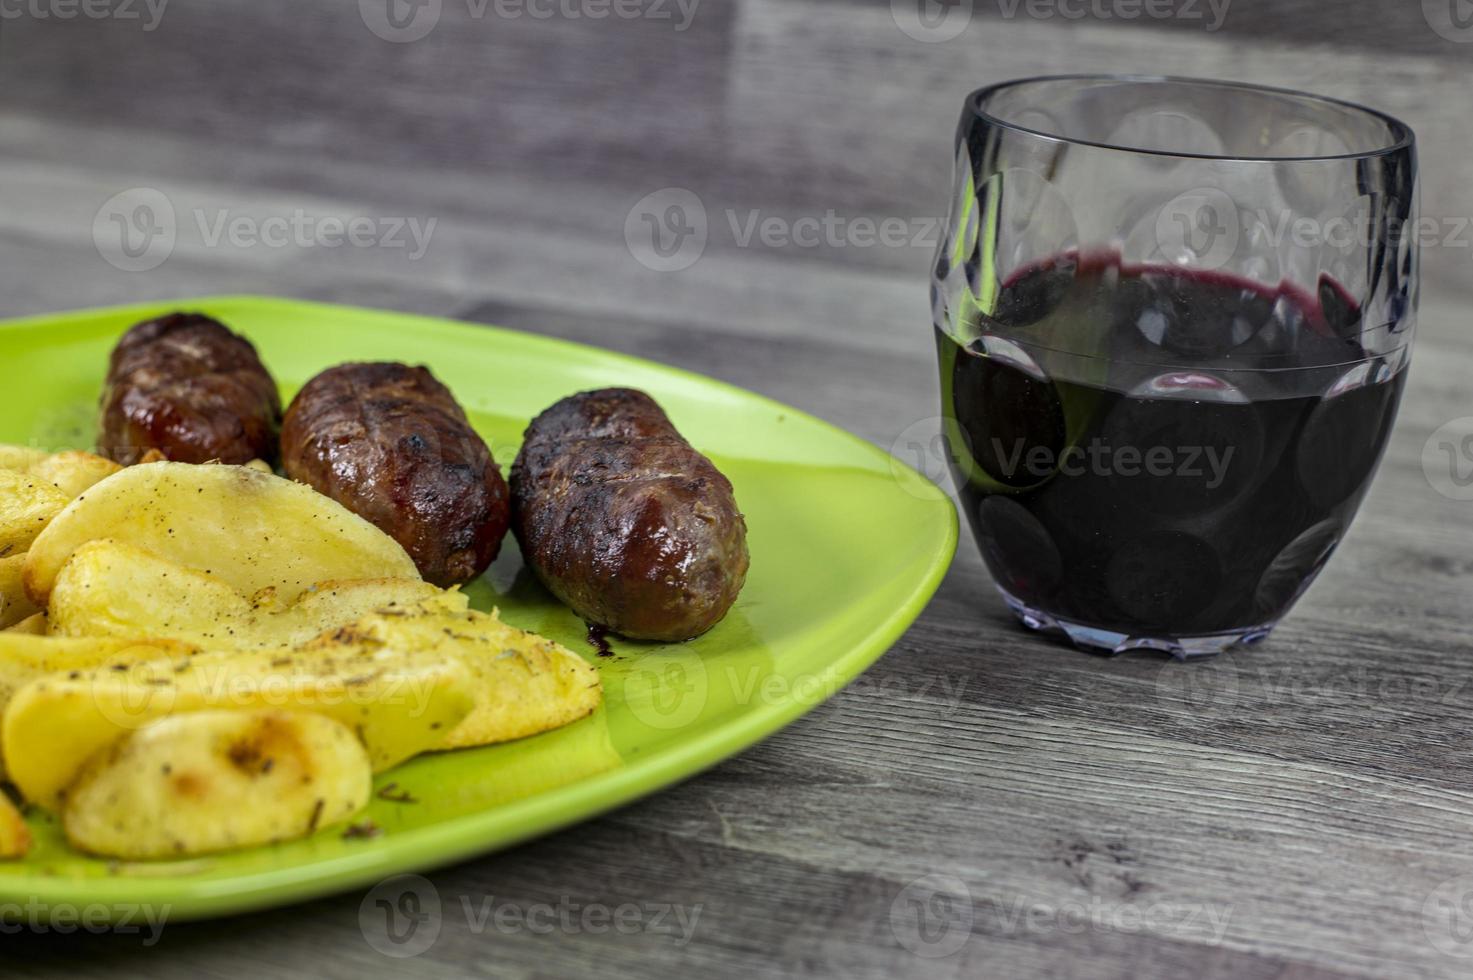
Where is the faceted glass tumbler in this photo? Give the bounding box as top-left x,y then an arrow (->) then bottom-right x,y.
930,75 -> 1418,658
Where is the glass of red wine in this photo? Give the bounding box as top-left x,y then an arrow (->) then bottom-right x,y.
932,75 -> 1418,658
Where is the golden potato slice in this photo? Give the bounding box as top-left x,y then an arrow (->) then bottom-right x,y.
0,470 -> 70,556
0,445 -> 49,472
28,451 -> 123,500
63,709 -> 370,859
23,461 -> 419,606
47,540 -> 246,641
321,604 -> 603,749
0,790 -> 29,859
0,554 -> 39,630
4,613 -> 46,635
0,633 -> 192,717
0,633 -> 194,780
48,539 -> 462,648
4,636 -> 475,809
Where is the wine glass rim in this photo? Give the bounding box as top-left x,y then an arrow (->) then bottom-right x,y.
967,74 -> 1415,163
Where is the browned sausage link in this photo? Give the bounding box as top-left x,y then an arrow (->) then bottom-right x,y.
510,388 -> 749,642
98,312 -> 282,466
281,362 -> 510,587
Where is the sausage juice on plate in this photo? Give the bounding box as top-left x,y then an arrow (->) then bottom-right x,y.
281,362 -> 510,587
511,388 -> 749,641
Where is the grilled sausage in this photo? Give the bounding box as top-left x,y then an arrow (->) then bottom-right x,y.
281,362 -> 509,587
510,388 -> 748,641
99,312 -> 282,466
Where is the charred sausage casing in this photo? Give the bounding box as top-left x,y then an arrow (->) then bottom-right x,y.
510,388 -> 749,642
99,312 -> 282,466
280,362 -> 510,587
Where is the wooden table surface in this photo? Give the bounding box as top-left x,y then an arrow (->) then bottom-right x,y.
2,2 -> 1473,977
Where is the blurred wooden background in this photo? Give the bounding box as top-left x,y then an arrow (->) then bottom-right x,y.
3,2 -> 1473,978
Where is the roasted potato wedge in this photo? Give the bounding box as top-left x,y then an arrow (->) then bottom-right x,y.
4,637 -> 475,809
63,709 -> 370,859
0,470 -> 70,556
0,790 -> 29,859
0,445 -> 50,472
49,539 -> 461,648
322,604 -> 603,749
0,633 -> 194,778
29,450 -> 123,499
0,633 -> 192,717
4,614 -> 46,635
0,554 -> 39,630
23,461 -> 420,606
0,449 -> 120,558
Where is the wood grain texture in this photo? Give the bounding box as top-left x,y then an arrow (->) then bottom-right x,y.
2,2 -> 1473,978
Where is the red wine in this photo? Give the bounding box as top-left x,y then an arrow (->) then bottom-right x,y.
939,255 -> 1407,641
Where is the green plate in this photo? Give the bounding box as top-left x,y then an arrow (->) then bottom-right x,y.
0,296 -> 956,924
